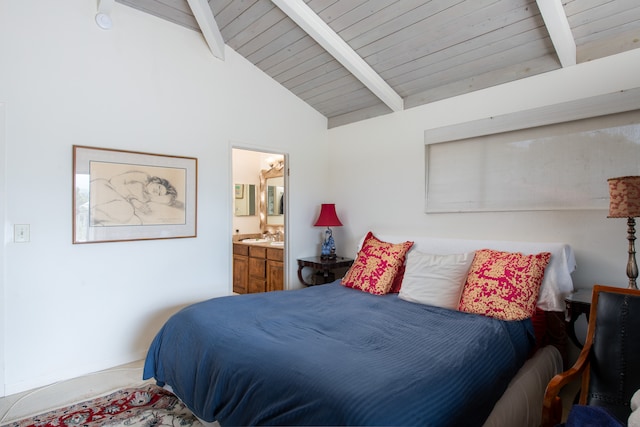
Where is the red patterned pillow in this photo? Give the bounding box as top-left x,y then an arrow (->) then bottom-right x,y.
458,249 -> 551,321
370,233 -> 409,293
389,263 -> 406,293
342,232 -> 414,295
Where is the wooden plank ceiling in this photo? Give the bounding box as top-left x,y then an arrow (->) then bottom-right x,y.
113,0 -> 640,128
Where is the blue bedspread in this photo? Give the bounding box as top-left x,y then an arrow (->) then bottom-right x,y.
143,282 -> 534,426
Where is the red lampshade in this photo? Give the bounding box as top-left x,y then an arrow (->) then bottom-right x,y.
608,176 -> 640,218
314,204 -> 343,227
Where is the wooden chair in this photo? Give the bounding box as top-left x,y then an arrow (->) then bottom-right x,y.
542,285 -> 640,427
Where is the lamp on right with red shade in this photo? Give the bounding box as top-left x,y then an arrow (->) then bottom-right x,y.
608,176 -> 640,289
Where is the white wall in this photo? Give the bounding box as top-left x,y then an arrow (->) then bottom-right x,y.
0,0 -> 328,395
0,103 -> 6,396
328,49 -> 640,291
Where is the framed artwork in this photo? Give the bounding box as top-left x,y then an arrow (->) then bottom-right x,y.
73,145 -> 198,244
234,183 -> 244,199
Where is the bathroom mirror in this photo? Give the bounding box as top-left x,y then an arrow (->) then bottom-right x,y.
260,167 -> 284,231
266,178 -> 284,216
234,183 -> 256,216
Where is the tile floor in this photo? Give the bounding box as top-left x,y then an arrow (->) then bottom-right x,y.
0,360 -> 149,425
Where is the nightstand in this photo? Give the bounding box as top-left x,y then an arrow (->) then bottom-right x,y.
297,256 -> 354,286
565,289 -> 593,348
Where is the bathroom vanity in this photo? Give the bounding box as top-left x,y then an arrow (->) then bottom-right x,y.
233,241 -> 284,294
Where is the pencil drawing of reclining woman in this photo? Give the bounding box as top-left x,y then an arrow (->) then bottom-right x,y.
90,171 -> 183,226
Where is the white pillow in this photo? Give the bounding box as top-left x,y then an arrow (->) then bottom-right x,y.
398,251 -> 474,310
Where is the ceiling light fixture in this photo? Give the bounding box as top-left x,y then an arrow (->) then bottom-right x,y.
95,0 -> 114,30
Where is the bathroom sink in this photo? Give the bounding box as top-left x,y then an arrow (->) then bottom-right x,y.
241,238 -> 270,243
270,241 -> 284,246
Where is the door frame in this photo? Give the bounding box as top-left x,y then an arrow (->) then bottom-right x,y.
0,102 -> 7,396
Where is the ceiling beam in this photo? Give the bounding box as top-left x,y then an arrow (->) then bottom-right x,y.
186,0 -> 225,60
270,0 -> 404,112
536,0 -> 576,67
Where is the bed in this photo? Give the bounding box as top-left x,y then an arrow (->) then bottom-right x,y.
143,234 -> 576,426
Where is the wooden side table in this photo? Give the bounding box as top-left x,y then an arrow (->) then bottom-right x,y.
565,289 -> 593,348
297,256 -> 354,286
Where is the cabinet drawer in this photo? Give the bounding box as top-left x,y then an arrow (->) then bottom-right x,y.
249,246 -> 267,258
267,247 -> 284,261
233,244 -> 249,256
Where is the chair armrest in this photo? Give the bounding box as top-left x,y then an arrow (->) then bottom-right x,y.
541,342 -> 592,427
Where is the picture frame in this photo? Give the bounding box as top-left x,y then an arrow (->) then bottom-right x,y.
234,183 -> 244,199
73,145 -> 198,244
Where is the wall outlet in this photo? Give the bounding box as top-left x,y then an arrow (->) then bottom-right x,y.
14,224 -> 30,243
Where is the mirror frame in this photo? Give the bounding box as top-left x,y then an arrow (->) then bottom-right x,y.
260,166 -> 284,233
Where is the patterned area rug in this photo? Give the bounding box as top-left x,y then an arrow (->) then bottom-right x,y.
2,384 -> 203,427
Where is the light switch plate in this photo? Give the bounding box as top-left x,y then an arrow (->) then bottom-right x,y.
14,224 -> 30,243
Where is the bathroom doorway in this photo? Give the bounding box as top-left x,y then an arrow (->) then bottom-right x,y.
232,148 -> 287,293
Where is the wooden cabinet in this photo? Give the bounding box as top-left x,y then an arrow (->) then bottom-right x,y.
266,247 -> 284,292
233,243 -> 283,294
248,245 -> 267,293
233,244 -> 249,294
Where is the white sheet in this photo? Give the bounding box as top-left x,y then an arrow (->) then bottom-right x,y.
357,234 -> 576,311
483,345 -> 563,427
629,389 -> 640,427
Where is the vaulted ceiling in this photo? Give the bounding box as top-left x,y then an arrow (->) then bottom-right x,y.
111,0 -> 640,128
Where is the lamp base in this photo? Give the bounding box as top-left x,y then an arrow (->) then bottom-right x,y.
627,217 -> 638,289
320,227 -> 337,261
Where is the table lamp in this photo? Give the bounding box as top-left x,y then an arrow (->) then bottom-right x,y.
608,176 -> 640,289
314,204 -> 343,260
